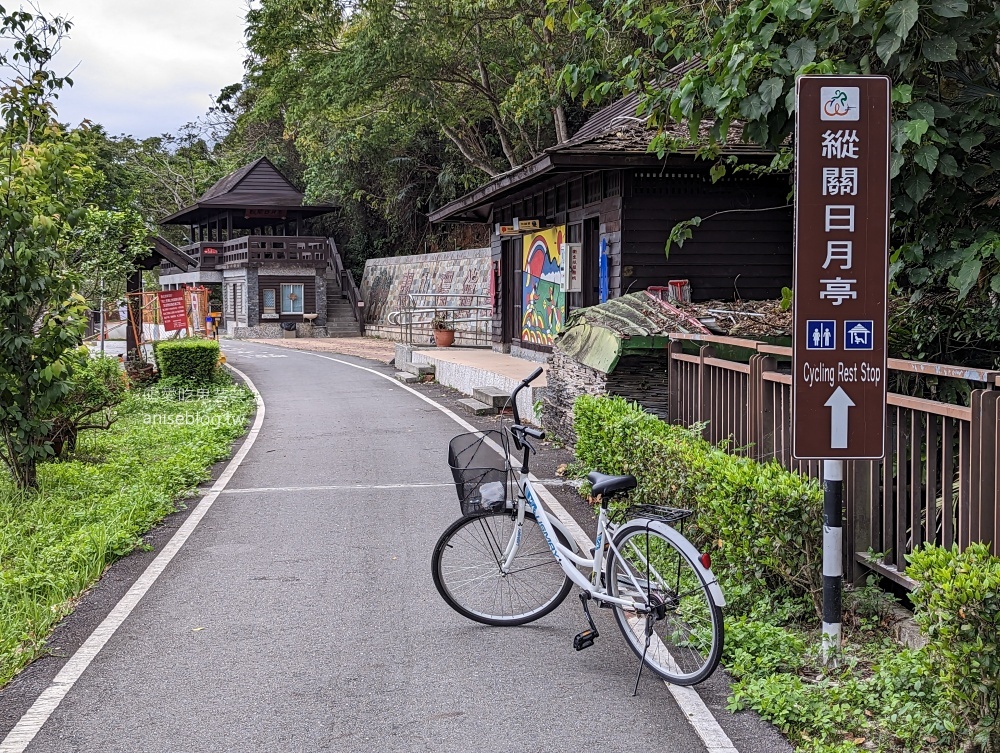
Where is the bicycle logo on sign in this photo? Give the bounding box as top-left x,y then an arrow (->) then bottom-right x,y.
823,89 -> 854,118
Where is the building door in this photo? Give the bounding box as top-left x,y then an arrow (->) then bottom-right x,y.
501,237 -> 518,345
582,216 -> 601,308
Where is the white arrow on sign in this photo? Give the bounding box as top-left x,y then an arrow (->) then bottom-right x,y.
824,386 -> 856,449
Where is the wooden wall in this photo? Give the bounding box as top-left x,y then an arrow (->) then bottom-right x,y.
621,170 -> 793,301
486,165 -> 793,348
491,170 -> 624,349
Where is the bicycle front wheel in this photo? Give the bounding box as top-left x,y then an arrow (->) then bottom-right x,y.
432,510 -> 573,626
607,521 -> 723,685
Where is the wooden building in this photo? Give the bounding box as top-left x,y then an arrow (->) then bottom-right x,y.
429,84 -> 793,358
158,158 -> 363,338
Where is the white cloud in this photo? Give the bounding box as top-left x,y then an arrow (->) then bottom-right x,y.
39,0 -> 250,137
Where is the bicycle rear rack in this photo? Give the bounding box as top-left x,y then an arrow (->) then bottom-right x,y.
627,505 -> 694,525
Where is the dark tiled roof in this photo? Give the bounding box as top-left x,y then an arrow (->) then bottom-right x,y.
160,157 -> 336,225
198,156 -> 304,204
554,59 -> 765,156
558,58 -> 704,149
199,159 -> 263,202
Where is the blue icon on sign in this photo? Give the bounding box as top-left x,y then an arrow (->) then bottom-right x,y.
806,320 -> 836,350
844,321 -> 874,350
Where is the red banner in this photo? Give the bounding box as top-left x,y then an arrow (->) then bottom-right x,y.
158,290 -> 189,332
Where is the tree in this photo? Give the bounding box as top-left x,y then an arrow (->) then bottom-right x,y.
0,8 -> 93,488
233,0 -> 620,271
74,209 -> 150,308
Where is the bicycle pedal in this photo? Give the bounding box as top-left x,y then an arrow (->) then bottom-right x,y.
573,629 -> 599,651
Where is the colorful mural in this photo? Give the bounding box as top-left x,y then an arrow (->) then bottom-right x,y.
521,226 -> 565,346
360,248 -> 492,335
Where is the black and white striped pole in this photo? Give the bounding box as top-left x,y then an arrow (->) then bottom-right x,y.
822,459 -> 843,663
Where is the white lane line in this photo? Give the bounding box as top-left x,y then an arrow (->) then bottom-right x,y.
0,364 -> 265,753
251,342 -> 741,753
220,482 -> 452,494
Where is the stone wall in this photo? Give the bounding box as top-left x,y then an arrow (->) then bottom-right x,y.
541,350 -> 670,444
360,247 -> 492,343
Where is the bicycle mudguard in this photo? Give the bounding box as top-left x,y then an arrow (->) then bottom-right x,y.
548,514 -> 581,555
617,518 -> 726,607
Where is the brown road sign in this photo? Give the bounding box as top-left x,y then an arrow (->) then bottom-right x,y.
793,76 -> 891,460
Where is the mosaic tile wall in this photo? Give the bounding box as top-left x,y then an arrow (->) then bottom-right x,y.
361,248 -> 492,341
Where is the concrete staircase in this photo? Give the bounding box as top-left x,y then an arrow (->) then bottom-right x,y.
324,273 -> 362,338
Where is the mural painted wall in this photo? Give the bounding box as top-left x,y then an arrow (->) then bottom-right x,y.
360,248 -> 492,335
521,227 -> 565,346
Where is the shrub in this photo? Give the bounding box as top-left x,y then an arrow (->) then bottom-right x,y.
907,543 -> 1000,750
572,395 -> 823,615
153,339 -> 220,385
44,354 -> 127,458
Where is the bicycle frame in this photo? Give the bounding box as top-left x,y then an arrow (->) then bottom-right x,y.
498,469 -> 654,613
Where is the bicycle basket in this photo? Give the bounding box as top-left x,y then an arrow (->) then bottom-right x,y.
448,430 -> 510,516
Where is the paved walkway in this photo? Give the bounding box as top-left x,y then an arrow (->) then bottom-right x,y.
412,348 -> 548,386
247,336 -> 396,363
10,341 -> 712,753
5,340 -> 790,753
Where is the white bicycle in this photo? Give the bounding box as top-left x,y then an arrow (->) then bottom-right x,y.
431,368 -> 726,687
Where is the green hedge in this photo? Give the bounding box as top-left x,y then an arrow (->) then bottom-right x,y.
908,543 -> 1000,749
572,395 -> 824,615
153,339 -> 220,384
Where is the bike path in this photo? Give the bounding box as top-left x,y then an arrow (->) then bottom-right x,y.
15,341 -> 787,752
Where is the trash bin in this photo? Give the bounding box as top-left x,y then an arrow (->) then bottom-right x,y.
280,321 -> 297,339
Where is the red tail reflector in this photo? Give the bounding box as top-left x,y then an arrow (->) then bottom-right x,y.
699,552 -> 712,570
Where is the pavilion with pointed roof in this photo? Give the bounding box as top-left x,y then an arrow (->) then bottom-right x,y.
158,158 -> 363,338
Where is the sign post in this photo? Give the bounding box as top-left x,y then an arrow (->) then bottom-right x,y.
158,290 -> 190,333
792,75 -> 891,661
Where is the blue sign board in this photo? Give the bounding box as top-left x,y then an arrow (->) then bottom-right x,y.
599,238 -> 609,303
806,320 -> 836,350
844,320 -> 874,350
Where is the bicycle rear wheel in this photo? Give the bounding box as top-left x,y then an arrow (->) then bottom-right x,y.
606,521 -> 723,685
432,510 -> 573,626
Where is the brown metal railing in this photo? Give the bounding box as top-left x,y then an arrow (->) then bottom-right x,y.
326,237 -> 364,334
666,333 -> 1000,587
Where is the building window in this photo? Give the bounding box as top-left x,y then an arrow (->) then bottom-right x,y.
604,170 -> 621,197
585,173 -> 602,204
262,288 -> 277,314
281,283 -> 304,314
568,178 -> 583,209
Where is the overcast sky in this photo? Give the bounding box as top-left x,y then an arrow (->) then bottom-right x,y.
41,1 -> 251,138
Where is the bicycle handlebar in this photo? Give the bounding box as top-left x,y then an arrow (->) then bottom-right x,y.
508,368 -> 544,458
522,367 -> 543,386
510,367 -> 543,426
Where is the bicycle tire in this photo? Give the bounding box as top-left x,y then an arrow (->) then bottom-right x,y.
432,510 -> 573,626
606,520 -> 723,685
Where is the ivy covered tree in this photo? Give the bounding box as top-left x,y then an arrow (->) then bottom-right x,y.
558,0 -> 1000,365
0,9 -> 94,488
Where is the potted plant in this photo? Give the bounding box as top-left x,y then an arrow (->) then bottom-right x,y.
431,315 -> 455,347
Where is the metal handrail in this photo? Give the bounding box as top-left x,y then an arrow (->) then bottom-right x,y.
389,292 -> 492,346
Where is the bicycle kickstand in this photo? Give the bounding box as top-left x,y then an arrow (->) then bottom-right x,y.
573,592 -> 600,651
631,614 -> 656,697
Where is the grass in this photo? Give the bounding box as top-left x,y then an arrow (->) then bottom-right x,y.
0,382 -> 255,688
720,584 -> 953,753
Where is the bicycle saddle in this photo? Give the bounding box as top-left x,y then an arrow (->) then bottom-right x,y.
587,471 -> 637,498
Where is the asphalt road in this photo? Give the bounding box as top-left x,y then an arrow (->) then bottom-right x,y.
4,340 -> 791,752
